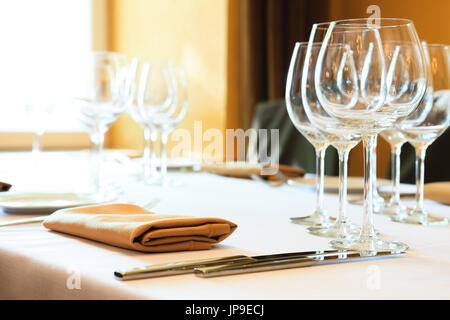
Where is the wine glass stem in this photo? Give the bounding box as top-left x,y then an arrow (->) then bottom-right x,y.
150,129 -> 159,178
414,146 -> 427,214
32,133 -> 42,155
337,148 -> 350,224
32,133 -> 42,169
314,146 -> 327,216
391,143 -> 404,203
361,134 -> 377,241
371,137 -> 380,200
90,129 -> 104,194
160,130 -> 169,184
143,127 -> 154,181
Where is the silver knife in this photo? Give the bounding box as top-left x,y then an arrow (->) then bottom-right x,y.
115,250 -> 348,281
195,250 -> 403,278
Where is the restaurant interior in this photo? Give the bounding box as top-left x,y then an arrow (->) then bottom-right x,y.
0,0 -> 449,301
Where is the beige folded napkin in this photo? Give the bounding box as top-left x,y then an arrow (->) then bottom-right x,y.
424,182 -> 450,205
43,204 -> 238,252
201,162 -> 305,181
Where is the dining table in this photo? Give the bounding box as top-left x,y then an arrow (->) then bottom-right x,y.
0,151 -> 448,300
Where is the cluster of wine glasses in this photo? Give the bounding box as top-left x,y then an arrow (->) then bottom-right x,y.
73,52 -> 188,198
129,60 -> 188,187
286,18 -> 450,256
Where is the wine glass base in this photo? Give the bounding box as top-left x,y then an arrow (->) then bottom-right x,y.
349,193 -> 385,208
329,238 -> 409,256
290,212 -> 335,227
159,177 -> 183,187
391,213 -> 448,226
380,202 -> 409,220
307,221 -> 361,239
143,177 -> 164,186
85,182 -> 123,200
129,172 -> 162,185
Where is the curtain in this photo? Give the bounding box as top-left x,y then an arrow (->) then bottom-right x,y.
233,0 -> 339,175
237,0 -> 331,129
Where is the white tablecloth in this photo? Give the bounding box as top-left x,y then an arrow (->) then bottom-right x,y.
0,152 -> 449,299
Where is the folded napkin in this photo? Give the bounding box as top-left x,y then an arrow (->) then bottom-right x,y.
201,162 -> 305,181
424,182 -> 450,205
43,204 -> 238,252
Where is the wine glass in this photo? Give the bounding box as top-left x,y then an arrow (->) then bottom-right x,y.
128,59 -> 161,184
396,43 -> 450,226
311,19 -> 427,255
137,61 -> 188,187
73,51 -> 131,197
129,102 -> 160,184
378,40 -> 429,220
285,45 -> 335,227
135,62 -> 173,185
290,41 -> 362,238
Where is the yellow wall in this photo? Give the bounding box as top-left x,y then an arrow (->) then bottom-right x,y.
329,0 -> 450,44
106,0 -> 229,154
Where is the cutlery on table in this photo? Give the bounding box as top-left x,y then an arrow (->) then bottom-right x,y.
114,249 -> 403,280
195,250 -> 400,278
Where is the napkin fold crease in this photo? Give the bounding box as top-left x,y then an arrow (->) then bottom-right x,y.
43,204 -> 237,253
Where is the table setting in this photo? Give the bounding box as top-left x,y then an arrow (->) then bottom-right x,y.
0,17 -> 449,300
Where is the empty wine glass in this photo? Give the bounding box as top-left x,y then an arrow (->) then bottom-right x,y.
291,42 -> 362,239
137,61 -> 188,187
312,19 -> 426,255
73,51 -> 132,197
378,40 -> 429,220
128,59 -> 161,184
397,43 -> 450,226
129,102 -> 160,184
285,45 -> 335,227
133,61 -> 172,185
